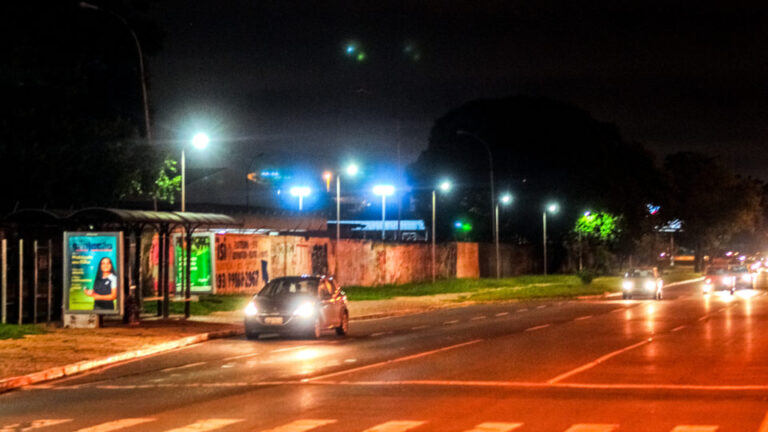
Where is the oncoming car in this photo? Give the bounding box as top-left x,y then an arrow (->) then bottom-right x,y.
729,265 -> 754,290
703,266 -> 735,295
244,276 -> 349,340
621,267 -> 663,300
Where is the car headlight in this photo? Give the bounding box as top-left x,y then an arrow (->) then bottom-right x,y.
742,274 -> 752,282
244,302 -> 258,316
293,302 -> 316,317
644,280 -> 656,291
622,281 -> 634,290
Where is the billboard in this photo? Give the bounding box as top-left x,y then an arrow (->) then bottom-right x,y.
63,232 -> 123,315
173,232 -> 215,294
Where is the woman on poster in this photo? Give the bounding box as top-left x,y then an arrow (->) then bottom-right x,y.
85,257 -> 118,311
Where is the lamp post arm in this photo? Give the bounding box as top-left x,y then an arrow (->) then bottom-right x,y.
80,2 -> 151,143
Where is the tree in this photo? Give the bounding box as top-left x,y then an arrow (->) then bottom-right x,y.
664,152 -> 763,271
0,1 -> 167,211
408,95 -> 665,269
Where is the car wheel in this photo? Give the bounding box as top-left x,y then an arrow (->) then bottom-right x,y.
655,291 -> 662,301
246,331 -> 260,340
336,311 -> 349,336
622,292 -> 628,300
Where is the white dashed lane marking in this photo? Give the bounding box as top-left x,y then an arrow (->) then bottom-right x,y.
443,320 -> 459,325
471,316 -> 487,321
260,419 -> 338,432
574,315 -> 592,321
495,312 -> 509,317
362,421 -> 426,432
525,324 -> 551,332
74,418 -> 155,432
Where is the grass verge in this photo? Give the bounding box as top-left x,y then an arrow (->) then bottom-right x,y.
142,295 -> 251,316
0,323 -> 48,340
345,275 -> 595,301
461,277 -> 621,302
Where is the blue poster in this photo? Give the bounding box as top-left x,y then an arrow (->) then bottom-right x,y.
64,232 -> 122,315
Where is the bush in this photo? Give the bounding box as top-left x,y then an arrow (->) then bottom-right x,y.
577,270 -> 596,285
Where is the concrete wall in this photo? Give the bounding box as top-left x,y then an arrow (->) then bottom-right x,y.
151,232 -> 484,294
478,243 -> 536,278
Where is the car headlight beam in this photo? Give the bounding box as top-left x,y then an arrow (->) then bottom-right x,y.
244,302 -> 258,316
293,302 -> 316,317
622,281 -> 633,290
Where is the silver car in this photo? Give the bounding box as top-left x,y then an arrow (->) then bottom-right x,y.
622,267 -> 663,300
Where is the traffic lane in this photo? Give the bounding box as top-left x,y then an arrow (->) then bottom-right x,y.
1,299 -> 648,421
304,296 -> 720,384
569,290 -> 768,386
5,382 -> 768,431
40,300 -> 620,388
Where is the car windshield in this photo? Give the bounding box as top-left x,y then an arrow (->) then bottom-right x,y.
626,269 -> 653,278
258,278 -> 318,297
730,266 -> 748,273
707,268 -> 728,275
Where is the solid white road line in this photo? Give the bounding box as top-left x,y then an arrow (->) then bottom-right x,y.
671,325 -> 687,332
463,422 -> 523,432
260,419 -> 337,432
161,362 -> 207,372
563,425 -> 618,432
362,421 -> 426,432
537,305 -> 547,309
471,316 -> 487,321
525,324 -> 551,332
411,325 -> 429,330
0,419 -> 73,432
163,419 -> 243,432
74,418 -> 155,432
308,339 -> 483,381
669,426 -> 718,432
547,339 -> 651,384
443,320 -> 459,325
574,315 -> 592,321
518,308 -> 528,312
495,312 -> 509,317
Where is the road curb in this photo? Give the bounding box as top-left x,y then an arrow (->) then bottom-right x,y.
0,327 -> 243,394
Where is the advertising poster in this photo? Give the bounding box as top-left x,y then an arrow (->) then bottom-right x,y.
174,233 -> 215,294
63,232 -> 123,315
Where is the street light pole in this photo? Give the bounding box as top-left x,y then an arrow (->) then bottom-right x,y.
543,211 -> 548,276
381,195 -> 387,240
495,203 -> 500,278
456,130 -> 496,277
79,2 -> 151,144
432,190 -> 436,282
181,148 -> 186,212
336,175 -> 341,245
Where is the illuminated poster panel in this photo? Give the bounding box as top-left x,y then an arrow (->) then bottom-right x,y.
63,232 -> 123,315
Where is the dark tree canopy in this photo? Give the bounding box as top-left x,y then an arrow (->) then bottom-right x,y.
408,95 -> 664,246
0,1 -> 167,212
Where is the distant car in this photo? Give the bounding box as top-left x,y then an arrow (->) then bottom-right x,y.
622,267 -> 663,300
703,267 -> 734,294
729,265 -> 754,290
244,276 -> 349,340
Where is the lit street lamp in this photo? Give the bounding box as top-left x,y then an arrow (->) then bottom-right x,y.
543,203 -> 559,275
181,132 -> 209,212
432,180 -> 452,282
290,186 -> 311,211
373,185 -> 395,240
495,193 -> 513,278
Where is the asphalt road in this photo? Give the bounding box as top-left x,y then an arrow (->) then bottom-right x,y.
2,280 -> 768,432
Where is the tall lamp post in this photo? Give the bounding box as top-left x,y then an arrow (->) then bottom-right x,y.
456,130 -> 497,275
79,2 -> 152,144
181,132 -> 209,212
290,187 -> 311,211
432,181 -> 452,282
543,203 -> 559,275
332,164 -> 359,276
495,193 -> 513,278
373,185 -> 395,241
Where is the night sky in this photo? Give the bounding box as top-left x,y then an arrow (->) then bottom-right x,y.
147,1 -> 768,205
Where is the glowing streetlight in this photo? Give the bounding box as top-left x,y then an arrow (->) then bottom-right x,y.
323,171 -> 333,192
334,164 -> 361,274
181,132 -> 210,212
494,193 -> 513,278
373,185 -> 395,240
543,202 -> 559,275
432,180 -> 452,282
290,186 -> 311,211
